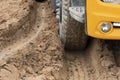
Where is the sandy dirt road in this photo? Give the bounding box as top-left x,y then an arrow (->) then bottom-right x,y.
0,0 -> 120,80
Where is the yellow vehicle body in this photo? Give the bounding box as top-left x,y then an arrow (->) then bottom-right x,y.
87,0 -> 120,39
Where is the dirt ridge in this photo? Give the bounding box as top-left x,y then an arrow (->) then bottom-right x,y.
0,0 -> 120,80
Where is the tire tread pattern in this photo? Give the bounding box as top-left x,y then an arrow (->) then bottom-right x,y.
61,0 -> 88,50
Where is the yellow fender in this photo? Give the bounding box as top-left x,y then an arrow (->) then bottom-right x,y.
87,0 -> 120,39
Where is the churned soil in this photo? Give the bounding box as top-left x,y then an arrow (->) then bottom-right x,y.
0,0 -> 120,80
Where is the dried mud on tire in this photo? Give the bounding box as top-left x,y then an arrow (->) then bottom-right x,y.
0,0 -> 120,80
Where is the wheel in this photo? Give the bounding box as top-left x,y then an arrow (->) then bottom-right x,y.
51,0 -> 61,12
60,0 -> 88,50
51,0 -> 62,20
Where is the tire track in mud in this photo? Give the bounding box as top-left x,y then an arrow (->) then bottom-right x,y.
0,1 -> 63,80
63,39 -> 120,80
0,2 -> 46,65
63,43 -> 96,80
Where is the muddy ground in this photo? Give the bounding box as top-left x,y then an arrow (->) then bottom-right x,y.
0,0 -> 120,80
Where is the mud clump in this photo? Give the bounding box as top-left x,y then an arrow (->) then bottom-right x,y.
0,32 -> 63,80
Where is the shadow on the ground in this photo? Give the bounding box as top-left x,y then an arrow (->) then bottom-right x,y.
101,40 -> 120,67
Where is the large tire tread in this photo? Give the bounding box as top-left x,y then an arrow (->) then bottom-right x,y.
61,0 -> 88,50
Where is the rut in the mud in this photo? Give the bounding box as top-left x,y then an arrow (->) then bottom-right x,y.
0,0 -> 120,80
63,39 -> 120,80
0,0 -> 63,80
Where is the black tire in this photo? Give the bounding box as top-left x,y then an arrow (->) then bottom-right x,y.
60,0 -> 88,50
